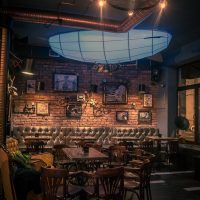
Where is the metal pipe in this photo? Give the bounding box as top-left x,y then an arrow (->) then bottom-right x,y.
1,6 -> 156,32
0,27 -> 9,145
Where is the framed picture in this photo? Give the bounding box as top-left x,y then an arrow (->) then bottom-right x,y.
143,94 -> 153,108
27,80 -> 36,94
36,102 -> 49,115
138,110 -> 152,124
13,101 -> 36,114
116,111 -> 128,122
103,83 -> 128,104
66,103 -> 82,119
54,74 -> 78,92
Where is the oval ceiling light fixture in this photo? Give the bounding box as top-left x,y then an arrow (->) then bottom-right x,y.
49,29 -> 172,64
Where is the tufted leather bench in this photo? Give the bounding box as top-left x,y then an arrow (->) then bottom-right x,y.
13,126 -> 160,148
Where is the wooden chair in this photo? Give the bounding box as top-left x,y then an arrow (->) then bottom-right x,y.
108,145 -> 128,167
0,145 -> 42,200
124,159 -> 152,200
25,140 -> 45,154
165,140 -> 179,166
40,167 -> 82,200
139,141 -> 154,154
83,167 -> 124,200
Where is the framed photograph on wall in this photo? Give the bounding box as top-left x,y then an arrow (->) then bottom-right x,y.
13,100 -> 36,114
53,74 -> 78,92
27,80 -> 36,94
36,102 -> 49,115
116,111 -> 129,122
143,93 -> 153,108
103,83 -> 128,105
66,103 -> 82,119
138,110 -> 152,124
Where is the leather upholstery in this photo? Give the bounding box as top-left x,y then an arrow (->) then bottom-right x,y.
13,126 -> 159,148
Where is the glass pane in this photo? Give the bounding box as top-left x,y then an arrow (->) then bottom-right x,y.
178,89 -> 195,143
198,89 -> 200,144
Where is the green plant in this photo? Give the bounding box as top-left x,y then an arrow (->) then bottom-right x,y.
175,116 -> 190,130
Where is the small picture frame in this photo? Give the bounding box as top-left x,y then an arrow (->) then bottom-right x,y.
138,110 -> 152,124
54,73 -> 78,92
66,103 -> 82,119
77,94 -> 85,102
116,111 -> 129,122
103,83 -> 128,105
143,94 -> 153,108
27,80 -> 36,94
36,102 -> 49,115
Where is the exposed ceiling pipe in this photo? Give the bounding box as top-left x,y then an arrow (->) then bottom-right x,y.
0,6 -> 157,32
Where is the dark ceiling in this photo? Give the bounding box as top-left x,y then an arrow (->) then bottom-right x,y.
1,0 -> 200,57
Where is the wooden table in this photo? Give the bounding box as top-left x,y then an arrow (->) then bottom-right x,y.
146,136 -> 179,141
62,147 -> 108,161
62,147 -> 108,171
146,136 -> 179,152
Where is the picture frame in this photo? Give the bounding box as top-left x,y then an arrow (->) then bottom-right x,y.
103,83 -> 128,105
36,102 -> 49,115
143,93 -> 153,108
116,111 -> 129,122
13,100 -> 36,114
27,80 -> 36,94
53,74 -> 78,92
138,110 -> 152,124
66,103 -> 82,119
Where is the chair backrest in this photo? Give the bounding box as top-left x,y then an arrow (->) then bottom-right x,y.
25,140 -> 45,154
41,167 -> 68,200
0,145 -> 17,200
110,145 -> 127,163
140,140 -> 154,153
95,167 -> 124,199
167,140 -> 179,154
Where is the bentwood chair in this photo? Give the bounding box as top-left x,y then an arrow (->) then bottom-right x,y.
40,167 -> 82,200
83,167 -> 124,200
124,159 -> 152,200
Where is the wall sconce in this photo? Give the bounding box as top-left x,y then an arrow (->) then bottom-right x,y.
22,58 -> 35,75
138,84 -> 146,93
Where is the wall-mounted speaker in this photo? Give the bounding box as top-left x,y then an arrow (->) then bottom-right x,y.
38,81 -> 45,91
151,67 -> 161,82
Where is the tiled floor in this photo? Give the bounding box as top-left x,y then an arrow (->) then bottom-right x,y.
125,170 -> 200,200
150,171 -> 200,200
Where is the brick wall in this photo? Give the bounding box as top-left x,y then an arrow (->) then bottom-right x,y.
11,59 -> 159,128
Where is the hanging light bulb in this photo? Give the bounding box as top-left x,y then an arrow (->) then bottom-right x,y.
160,0 -> 167,9
128,10 -> 134,17
98,0 -> 106,7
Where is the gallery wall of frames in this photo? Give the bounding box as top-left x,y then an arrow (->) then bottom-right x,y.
11,59 -> 160,128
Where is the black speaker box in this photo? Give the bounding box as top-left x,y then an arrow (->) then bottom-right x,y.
151,67 -> 161,82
